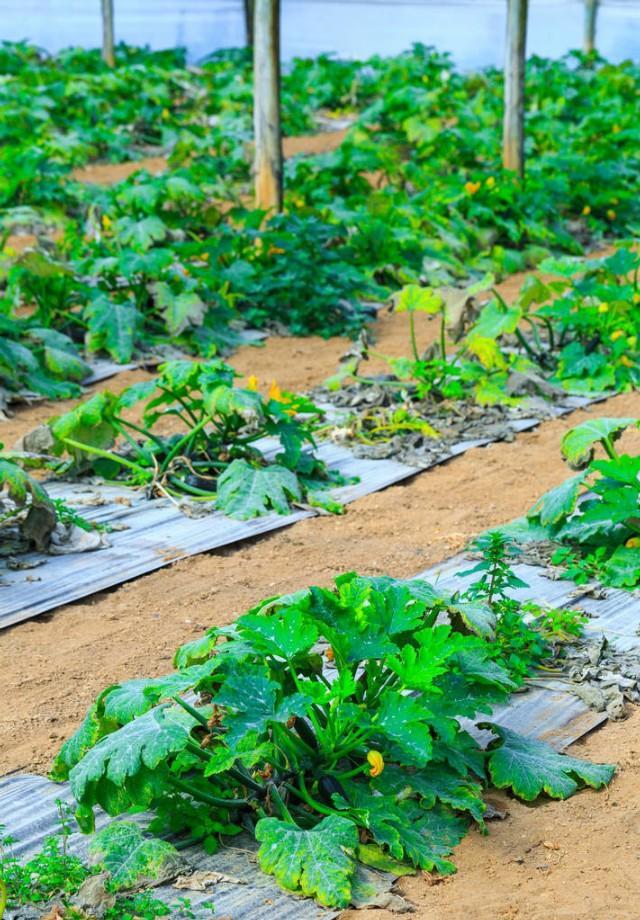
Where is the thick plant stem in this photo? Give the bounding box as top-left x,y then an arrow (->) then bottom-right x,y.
503,0 -> 528,177
253,0 -> 283,211
169,776 -> 248,809
409,312 -> 420,362
584,0 -> 598,54
101,0 -> 115,68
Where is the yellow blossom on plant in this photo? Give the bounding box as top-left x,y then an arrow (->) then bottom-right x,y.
101,214 -> 112,230
627,336 -> 637,348
464,181 -> 481,195
598,302 -> 609,314
626,537 -> 640,548
367,750 -> 385,777
611,329 -> 625,341
620,355 -> 634,368
325,647 -> 335,661
582,205 -> 591,216
485,176 -> 496,188
607,209 -> 616,221
632,292 -> 640,304
268,380 -> 284,402
246,374 -> 259,391
162,108 -> 170,120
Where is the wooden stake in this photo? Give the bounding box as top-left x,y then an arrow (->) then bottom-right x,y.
101,0 -> 115,67
253,0 -> 283,211
584,0 -> 599,54
502,0 -> 528,177
244,0 -> 255,47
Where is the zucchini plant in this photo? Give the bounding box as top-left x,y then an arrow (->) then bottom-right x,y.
467,247 -> 640,394
52,572 -> 614,908
44,359 -> 348,518
502,417 -> 640,588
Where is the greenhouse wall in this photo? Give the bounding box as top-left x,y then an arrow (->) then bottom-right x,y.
2,0 -> 639,65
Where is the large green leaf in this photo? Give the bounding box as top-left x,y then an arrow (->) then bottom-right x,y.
343,781 -> 467,875
448,597 -> 496,639
528,473 -> 586,527
0,457 -> 52,510
256,815 -> 358,908
114,215 -> 167,251
375,690 -> 433,766
394,284 -> 443,314
204,385 -> 264,424
215,665 -> 308,749
85,295 -> 140,363
215,460 -> 302,519
42,343 -> 89,381
88,821 -> 182,891
173,629 -> 218,669
49,391 -> 118,461
560,419 -> 638,469
102,660 -> 220,724
152,283 -> 206,336
387,626 -> 465,692
393,803 -> 468,875
69,705 -> 198,811
468,298 -> 521,341
237,606 -> 318,660
602,546 -> 640,588
375,763 -> 486,825
482,723 -> 615,801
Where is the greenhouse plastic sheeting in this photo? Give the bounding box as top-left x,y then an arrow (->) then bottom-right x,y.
0,775 -> 344,919
0,394 -> 597,628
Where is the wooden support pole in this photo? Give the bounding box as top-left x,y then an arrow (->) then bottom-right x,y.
244,0 -> 255,47
253,0 -> 283,211
101,0 -> 115,67
502,0 -> 528,177
584,0 -> 599,54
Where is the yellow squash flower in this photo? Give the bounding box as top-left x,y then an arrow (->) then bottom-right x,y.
367,750 -> 385,777
464,180 -> 481,196
611,329 -> 625,341
632,292 -> 640,305
582,205 -> 591,216
268,380 -> 284,402
246,374 -> 259,391
598,302 -> 609,314
627,336 -> 637,348
101,213 -> 112,230
625,537 -> 640,548
620,355 -> 634,368
485,176 -> 496,189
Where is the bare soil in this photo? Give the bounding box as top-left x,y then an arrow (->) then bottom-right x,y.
1,129 -> 637,916
68,127 -> 349,187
